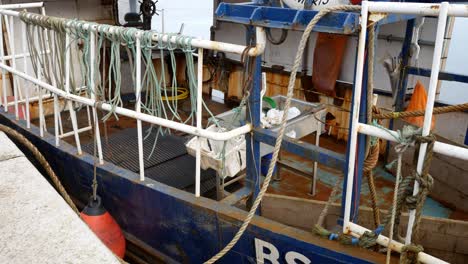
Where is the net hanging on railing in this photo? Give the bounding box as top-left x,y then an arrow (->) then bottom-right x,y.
19,11 -> 224,159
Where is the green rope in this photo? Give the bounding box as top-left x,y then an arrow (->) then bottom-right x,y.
19,11 -> 244,178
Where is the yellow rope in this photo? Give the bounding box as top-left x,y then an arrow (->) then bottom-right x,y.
161,87 -> 189,101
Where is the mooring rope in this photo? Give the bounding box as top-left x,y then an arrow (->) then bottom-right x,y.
373,102 -> 468,120
0,124 -> 79,215
386,139 -> 408,263
364,22 -> 387,230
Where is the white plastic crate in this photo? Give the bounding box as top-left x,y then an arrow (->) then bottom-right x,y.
186,125 -> 246,178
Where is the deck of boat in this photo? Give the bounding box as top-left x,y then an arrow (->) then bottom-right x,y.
35,96 -> 468,221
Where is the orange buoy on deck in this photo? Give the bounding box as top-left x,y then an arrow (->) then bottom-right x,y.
80,196 -> 126,258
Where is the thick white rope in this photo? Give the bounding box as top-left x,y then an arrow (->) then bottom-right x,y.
204,5 -> 361,263
386,144 -> 406,264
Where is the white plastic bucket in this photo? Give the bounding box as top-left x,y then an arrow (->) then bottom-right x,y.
282,0 -> 350,10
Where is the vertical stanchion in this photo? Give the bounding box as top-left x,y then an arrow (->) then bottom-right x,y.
135,34 -> 144,181
22,21 -> 30,128
35,25 -> 45,137
312,121 -> 321,196
343,1 -> 368,233
45,23 -> 60,146
89,28 -> 103,164
405,2 -> 449,244
195,47 -> 204,197
9,16 -> 18,120
0,14 -> 6,112
65,31 -> 82,155
245,25 -> 262,213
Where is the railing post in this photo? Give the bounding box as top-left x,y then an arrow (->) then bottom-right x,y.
35,25 -> 45,137
89,28 -> 104,164
343,0 -> 368,233
0,14 -> 6,113
245,25 -> 262,213
405,1 -> 449,245
65,31 -> 82,155
9,16 -> 18,120
135,33 -> 145,181
22,20 -> 30,128
195,48 -> 204,197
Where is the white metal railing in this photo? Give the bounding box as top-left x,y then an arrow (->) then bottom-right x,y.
0,2 -> 47,131
0,4 -> 266,198
344,2 -> 468,264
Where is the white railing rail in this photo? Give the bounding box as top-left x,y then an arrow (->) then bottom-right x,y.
0,2 -> 46,130
0,5 -> 266,198
344,2 -> 468,264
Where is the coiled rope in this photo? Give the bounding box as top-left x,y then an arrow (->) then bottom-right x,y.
204,5 -> 362,263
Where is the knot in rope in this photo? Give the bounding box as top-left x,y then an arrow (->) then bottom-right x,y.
414,134 -> 436,145
337,234 -> 359,246
415,171 -> 434,190
401,244 -> 424,264
405,193 -> 418,210
312,225 -> 332,238
120,27 -> 139,48
141,31 -> 156,50
358,231 -> 379,248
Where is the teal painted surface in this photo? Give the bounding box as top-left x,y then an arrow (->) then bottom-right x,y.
308,165 -> 453,219
374,167 -> 452,219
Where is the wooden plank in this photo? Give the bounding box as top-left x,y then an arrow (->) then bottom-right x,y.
262,193 -> 468,263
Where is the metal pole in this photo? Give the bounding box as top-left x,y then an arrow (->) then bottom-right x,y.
65,32 -> 82,155
395,19 -> 415,112
0,2 -> 44,10
135,34 -> 144,181
348,222 -> 448,264
245,25 -> 262,212
35,25 -> 45,137
9,16 -> 18,120
52,36 -> 60,146
1,10 -> 266,57
405,2 -> 449,244
21,20 -> 30,128
343,0 -> 368,233
0,14 -> 6,112
0,61 -> 253,141
311,121 -> 320,196
195,48 -> 204,197
1,50 -> 50,60
89,29 -> 104,164
367,2 -> 468,17
358,123 -> 468,161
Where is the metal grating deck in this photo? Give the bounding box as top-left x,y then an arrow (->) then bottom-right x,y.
82,127 -> 217,194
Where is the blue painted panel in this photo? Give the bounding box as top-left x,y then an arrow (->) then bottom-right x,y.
215,3 -> 359,34
377,14 -> 416,26
408,66 -> 468,84
253,128 -> 346,171
245,27 -> 262,208
465,126 -> 468,145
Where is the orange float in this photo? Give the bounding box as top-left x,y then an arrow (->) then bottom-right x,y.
80,196 -> 126,258
404,80 -> 436,130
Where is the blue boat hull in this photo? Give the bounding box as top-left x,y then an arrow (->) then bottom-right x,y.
0,112 -> 382,263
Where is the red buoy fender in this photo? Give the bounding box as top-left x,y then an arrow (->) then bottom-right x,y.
80,196 -> 126,258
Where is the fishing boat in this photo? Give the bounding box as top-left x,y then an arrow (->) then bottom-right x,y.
0,1 -> 467,263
